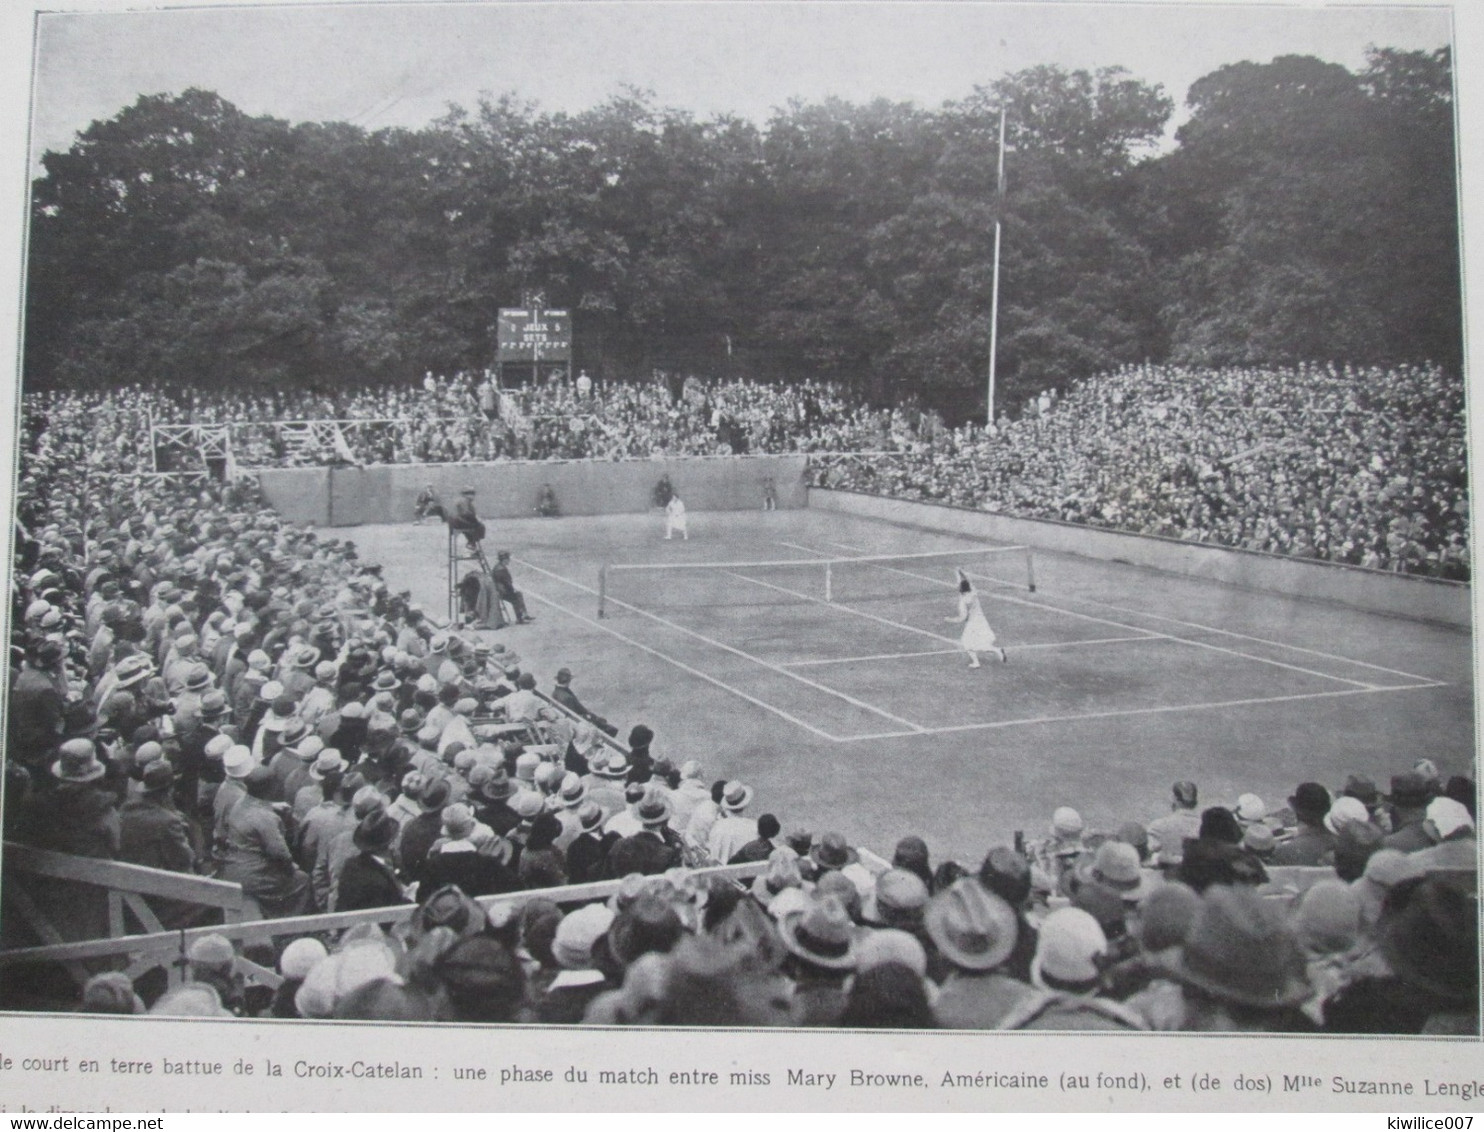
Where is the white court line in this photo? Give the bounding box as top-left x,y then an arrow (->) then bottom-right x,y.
836,682 -> 1449,742
720,567 -> 959,645
777,540 -> 1170,638
516,558 -> 928,734
811,536 -> 1446,685
780,636 -> 1157,667
516,584 -> 847,741
781,648 -> 962,667
799,538 -> 1383,691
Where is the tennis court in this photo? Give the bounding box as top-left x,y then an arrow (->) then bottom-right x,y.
356,508 -> 1473,862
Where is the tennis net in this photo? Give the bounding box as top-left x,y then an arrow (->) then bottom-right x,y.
597,545 -> 1034,617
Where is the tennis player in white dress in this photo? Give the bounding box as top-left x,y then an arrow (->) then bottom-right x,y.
664,494 -> 689,540
947,569 -> 1006,667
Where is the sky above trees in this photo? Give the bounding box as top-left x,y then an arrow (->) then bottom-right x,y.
28,2 -> 1450,172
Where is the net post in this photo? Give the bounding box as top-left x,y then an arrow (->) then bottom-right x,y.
598,564 -> 607,618
1026,549 -> 1036,593
825,561 -> 832,603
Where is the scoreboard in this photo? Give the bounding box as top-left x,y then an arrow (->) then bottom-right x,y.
496,307 -> 572,363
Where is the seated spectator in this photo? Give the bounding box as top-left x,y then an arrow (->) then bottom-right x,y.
1160,887 -> 1313,1032
1273,782 -> 1335,866
1146,781 -> 1201,868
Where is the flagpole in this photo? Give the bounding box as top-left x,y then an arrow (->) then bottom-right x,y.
987,105 -> 1006,428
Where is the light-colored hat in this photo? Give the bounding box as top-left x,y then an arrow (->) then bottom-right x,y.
1426,797 -> 1474,840
553,905 -> 614,970
222,746 -> 254,779
720,780 -> 754,813
1031,907 -> 1107,987
1324,796 -> 1372,836
1050,806 -> 1084,840
1235,793 -> 1266,823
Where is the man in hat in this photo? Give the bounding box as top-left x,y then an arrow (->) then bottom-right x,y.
8,638 -> 69,767
316,785 -> 388,911
706,780 -> 757,864
551,668 -> 615,735
397,776 -> 451,880
1274,782 -> 1336,866
1160,886 -> 1313,1032
119,760 -> 199,874
220,766 -> 311,917
1383,772 -> 1436,852
779,891 -> 856,1025
925,878 -> 1035,1027
491,552 -> 533,624
335,812 -> 408,912
449,487 -> 486,548
294,758 -> 355,870
299,660 -> 339,730
607,787 -> 684,876
566,801 -> 619,883
211,745 -> 256,858
22,738 -> 121,859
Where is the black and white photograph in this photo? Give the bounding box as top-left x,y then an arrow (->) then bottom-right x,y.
0,0 -> 1478,1113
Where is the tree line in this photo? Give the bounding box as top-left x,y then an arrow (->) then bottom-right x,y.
24,48 -> 1459,418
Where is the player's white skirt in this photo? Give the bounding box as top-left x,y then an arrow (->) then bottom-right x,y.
961,604 -> 998,652
666,514 -> 688,535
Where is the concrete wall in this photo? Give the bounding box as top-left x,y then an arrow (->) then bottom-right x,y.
810,488 -> 1472,628
254,454 -> 810,527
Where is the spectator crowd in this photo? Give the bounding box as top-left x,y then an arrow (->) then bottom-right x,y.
4,368 -> 1477,1033
817,363 -> 1469,580
22,361 -> 1467,578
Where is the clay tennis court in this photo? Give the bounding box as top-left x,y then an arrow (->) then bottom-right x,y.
355,508 -> 1472,863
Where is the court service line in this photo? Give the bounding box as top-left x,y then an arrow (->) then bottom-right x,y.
779,635 -> 1157,668
832,682 -> 1449,742
719,568 -> 960,645
810,536 -> 1444,686
780,648 -> 962,667
797,539 -> 1381,691
515,584 -> 847,742
515,558 -> 929,734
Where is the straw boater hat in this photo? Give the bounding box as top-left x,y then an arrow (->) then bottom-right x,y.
636,789 -> 674,828
113,656 -> 153,690
719,780 -> 753,814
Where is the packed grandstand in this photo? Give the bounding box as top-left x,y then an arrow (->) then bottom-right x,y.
26,361 -> 1468,578
1,367 -> 1476,1031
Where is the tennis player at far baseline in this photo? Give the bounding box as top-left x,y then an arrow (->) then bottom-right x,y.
946,567 -> 1007,668
664,493 -> 689,540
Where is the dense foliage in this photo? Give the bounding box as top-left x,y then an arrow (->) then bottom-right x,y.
24,50 -> 1460,417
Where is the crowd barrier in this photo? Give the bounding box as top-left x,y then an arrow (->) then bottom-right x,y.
809,488 -> 1472,628
253,454 -> 810,526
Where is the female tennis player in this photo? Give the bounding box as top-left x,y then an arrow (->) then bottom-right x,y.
664,493 -> 689,540
946,568 -> 1007,667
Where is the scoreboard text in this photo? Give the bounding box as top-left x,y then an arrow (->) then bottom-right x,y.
496,308 -> 572,363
